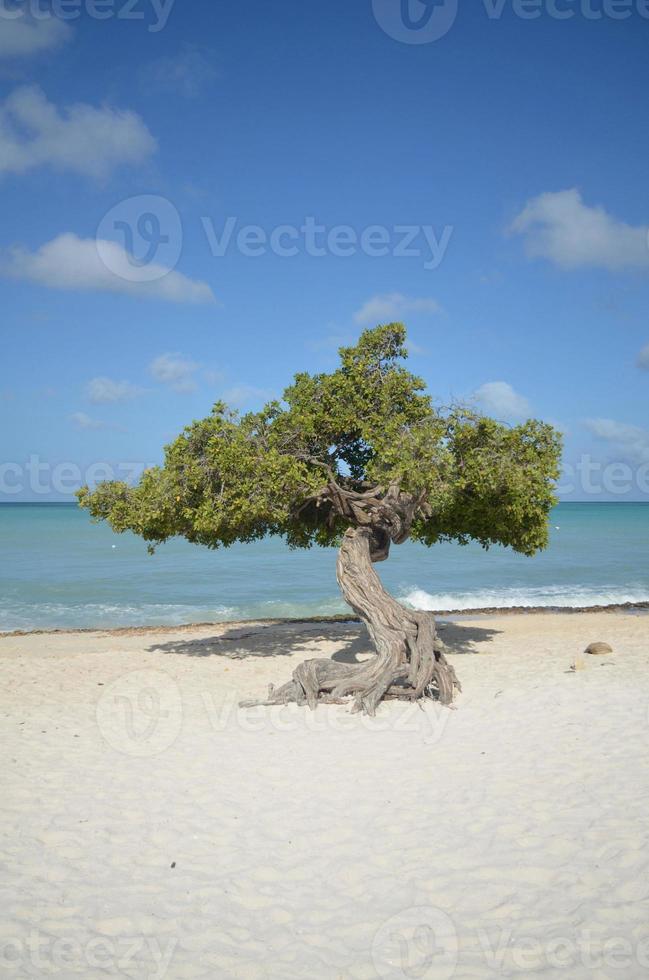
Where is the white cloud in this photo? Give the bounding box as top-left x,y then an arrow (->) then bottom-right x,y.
0,15 -> 70,59
584,418 -> 649,464
307,332 -> 354,353
70,412 -> 106,431
353,293 -> 441,326
509,189 -> 649,271
86,377 -> 143,404
203,368 -> 226,386
637,344 -> 649,370
473,381 -> 531,420
405,338 -> 426,356
150,353 -> 199,394
222,384 -> 273,409
0,85 -> 156,179
1,233 -> 215,304
141,45 -> 217,99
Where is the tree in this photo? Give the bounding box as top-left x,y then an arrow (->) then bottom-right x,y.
78,324 -> 562,714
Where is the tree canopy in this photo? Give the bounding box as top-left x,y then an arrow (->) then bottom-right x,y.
78,323 -> 562,559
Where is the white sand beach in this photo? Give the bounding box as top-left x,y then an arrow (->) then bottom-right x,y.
2,612 -> 649,978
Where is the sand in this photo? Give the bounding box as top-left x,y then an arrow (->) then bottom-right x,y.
1,612 -> 649,979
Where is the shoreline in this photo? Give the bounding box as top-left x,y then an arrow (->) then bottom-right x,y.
2,599 -> 649,638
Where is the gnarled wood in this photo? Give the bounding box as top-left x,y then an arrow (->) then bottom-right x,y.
241,526 -> 461,715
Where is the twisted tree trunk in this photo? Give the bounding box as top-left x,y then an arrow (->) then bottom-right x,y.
241,527 -> 461,715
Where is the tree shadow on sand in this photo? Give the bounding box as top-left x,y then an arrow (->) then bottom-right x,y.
436,620 -> 503,655
147,619 -> 501,661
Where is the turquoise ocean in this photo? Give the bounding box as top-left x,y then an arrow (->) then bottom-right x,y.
1,502 -> 648,632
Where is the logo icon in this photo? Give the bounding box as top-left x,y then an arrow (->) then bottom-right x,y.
372,0 -> 458,44
96,195 -> 183,283
96,669 -> 183,757
372,906 -> 459,979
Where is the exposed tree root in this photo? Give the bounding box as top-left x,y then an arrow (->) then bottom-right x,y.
241,527 -> 462,715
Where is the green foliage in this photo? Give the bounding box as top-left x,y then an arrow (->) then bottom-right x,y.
78,324 -> 562,557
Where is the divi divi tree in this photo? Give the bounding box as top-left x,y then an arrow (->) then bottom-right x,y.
79,324 -> 562,714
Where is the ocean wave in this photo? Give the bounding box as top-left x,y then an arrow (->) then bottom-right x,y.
3,586 -> 649,633
400,586 -> 649,611
0,597 -> 353,632
258,598 -> 347,618
0,602 -> 238,632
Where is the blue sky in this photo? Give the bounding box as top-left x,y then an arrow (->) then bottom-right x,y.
1,0 -> 648,500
